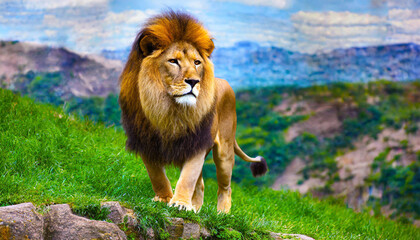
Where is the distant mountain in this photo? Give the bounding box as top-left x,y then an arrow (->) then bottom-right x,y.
102,41 -> 420,89
213,41 -> 420,88
0,40 -> 123,99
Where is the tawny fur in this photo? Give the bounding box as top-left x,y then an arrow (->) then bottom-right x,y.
119,10 -> 267,213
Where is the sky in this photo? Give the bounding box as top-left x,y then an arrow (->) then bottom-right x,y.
0,0 -> 419,54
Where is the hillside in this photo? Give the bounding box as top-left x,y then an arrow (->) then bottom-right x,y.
2,53 -> 419,225
1,88 -> 420,239
232,81 -> 420,225
1,40 -> 419,229
0,40 -> 122,99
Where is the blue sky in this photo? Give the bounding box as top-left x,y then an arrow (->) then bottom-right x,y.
0,0 -> 419,54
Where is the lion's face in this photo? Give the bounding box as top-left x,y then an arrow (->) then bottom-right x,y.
157,42 -> 205,106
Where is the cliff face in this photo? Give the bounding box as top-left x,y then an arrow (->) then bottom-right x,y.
0,41 -> 123,99
271,90 -> 420,225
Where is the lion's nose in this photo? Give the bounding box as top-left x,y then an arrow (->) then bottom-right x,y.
185,79 -> 200,88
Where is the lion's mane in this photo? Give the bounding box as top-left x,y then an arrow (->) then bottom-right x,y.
119,10 -> 216,166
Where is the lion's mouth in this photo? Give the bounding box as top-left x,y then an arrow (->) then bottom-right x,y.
174,92 -> 196,98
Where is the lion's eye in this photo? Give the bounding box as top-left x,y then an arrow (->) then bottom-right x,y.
194,60 -> 201,65
168,59 -> 178,64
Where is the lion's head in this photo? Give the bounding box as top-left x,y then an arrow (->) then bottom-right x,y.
120,11 -> 216,137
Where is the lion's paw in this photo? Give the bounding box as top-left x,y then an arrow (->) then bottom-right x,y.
152,196 -> 172,203
169,200 -> 196,212
192,204 -> 202,213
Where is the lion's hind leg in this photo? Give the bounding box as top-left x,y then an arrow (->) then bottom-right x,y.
213,136 -> 235,213
142,160 -> 173,203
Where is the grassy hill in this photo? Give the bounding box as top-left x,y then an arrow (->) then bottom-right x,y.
1,88 -> 420,239
4,73 -> 420,224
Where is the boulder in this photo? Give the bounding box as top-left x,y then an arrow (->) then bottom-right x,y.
0,202 -> 44,240
44,204 -> 126,240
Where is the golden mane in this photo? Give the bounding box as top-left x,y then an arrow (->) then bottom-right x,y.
139,11 -> 214,58
119,10 -> 216,159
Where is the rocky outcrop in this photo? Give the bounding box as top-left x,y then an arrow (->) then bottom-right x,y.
0,202 -> 314,240
274,125 -> 420,214
274,98 -> 358,142
0,202 -> 126,240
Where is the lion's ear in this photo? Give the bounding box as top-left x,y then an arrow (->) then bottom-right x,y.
206,39 -> 215,57
139,34 -> 159,56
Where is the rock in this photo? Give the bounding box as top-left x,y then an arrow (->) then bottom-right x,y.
166,217 -> 210,240
146,228 -> 155,240
101,201 -> 126,224
101,201 -> 137,226
182,222 -> 200,239
0,202 -> 44,240
166,218 -> 184,239
101,202 -> 142,240
270,232 -> 315,240
45,204 -> 126,240
199,226 -> 211,239
123,208 -> 138,226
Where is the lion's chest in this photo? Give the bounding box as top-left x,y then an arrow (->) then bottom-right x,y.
124,111 -> 214,166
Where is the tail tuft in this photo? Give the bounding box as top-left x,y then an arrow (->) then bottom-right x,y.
250,156 -> 268,177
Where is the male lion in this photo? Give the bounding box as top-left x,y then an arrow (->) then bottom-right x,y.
119,10 -> 267,213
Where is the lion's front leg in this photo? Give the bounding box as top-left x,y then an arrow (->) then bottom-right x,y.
191,171 -> 204,211
142,159 -> 173,203
169,151 -> 206,211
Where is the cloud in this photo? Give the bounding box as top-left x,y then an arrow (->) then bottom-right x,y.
386,0 -> 420,8
295,24 -> 387,38
208,14 -> 292,48
290,11 -> 387,53
44,29 -> 57,37
290,7 -> 420,53
291,11 -> 384,26
21,0 -> 109,9
389,18 -> 420,33
370,0 -> 420,8
387,8 -> 420,43
105,9 -> 156,25
388,8 -> 420,20
219,0 -> 292,9
0,0 -> 155,53
47,9 -> 154,52
2,0 -> 420,54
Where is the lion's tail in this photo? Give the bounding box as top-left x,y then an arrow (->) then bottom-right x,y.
234,140 -> 268,177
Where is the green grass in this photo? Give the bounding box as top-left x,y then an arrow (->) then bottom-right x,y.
1,88 -> 419,239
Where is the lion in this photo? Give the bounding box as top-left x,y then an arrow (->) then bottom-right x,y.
119,10 -> 267,213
